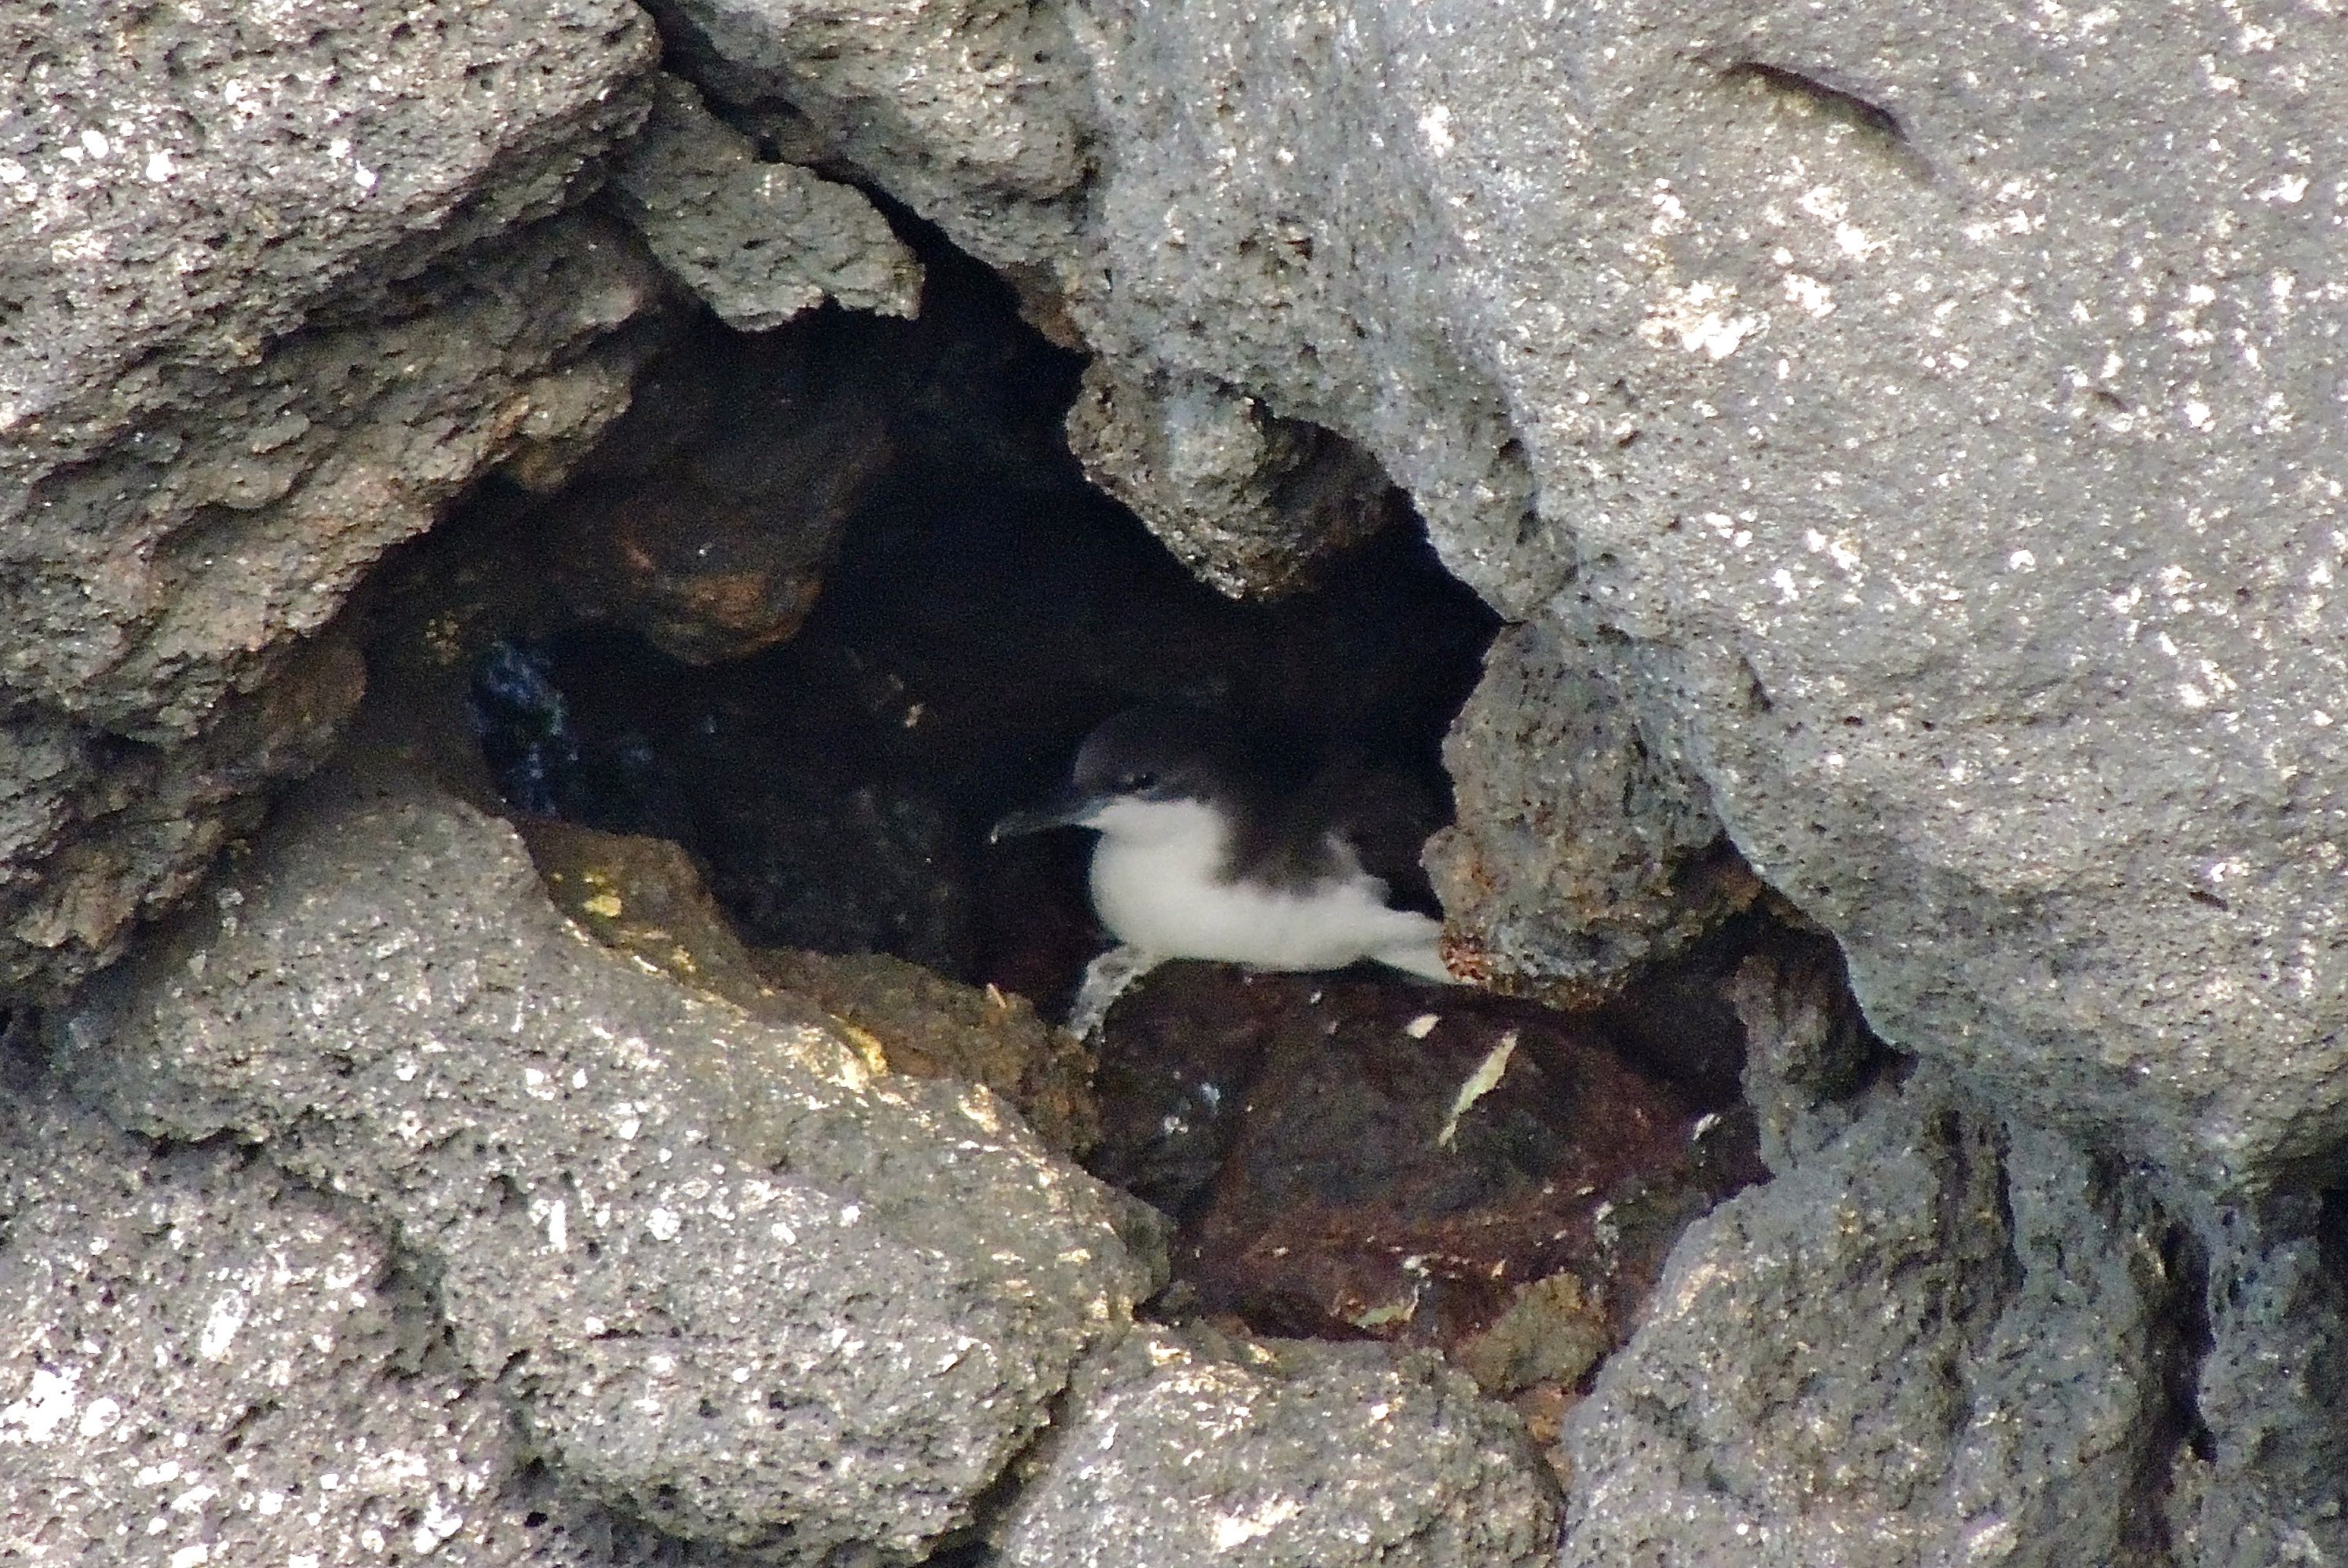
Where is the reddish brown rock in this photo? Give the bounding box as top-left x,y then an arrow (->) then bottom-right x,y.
1089,965 -> 1762,1384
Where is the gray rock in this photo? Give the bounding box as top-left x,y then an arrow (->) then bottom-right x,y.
705,0 -> 2348,1185
993,1325 -> 1562,1566
2,0 -> 667,997
1063,363 -> 1403,597
1557,1081 -> 2191,1566
1,636 -> 364,995
1730,935 -> 1884,1172
0,213 -> 667,995
2168,1198 -> 2348,1563
1424,620 -> 1745,1005
646,0 -> 1093,274
57,763 -> 1159,1560
1,0 -> 654,475
13,210 -> 665,739
0,1089 -> 739,1566
608,75 -> 922,329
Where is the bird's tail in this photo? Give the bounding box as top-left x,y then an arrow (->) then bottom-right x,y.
1373,911 -> 1464,984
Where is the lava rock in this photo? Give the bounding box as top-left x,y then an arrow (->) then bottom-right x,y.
1557,1079 -> 2196,1565
540,319 -> 899,665
1089,966 -> 1752,1376
0,209 -> 669,994
991,1323 -> 1563,1566
515,815 -> 1103,1158
1065,363 -> 1406,598
0,1090 -> 707,1566
4,8 -> 659,732
753,946 -> 1102,1160
56,762 -> 1158,1561
607,73 -> 922,329
1427,620 -> 1760,1007
680,0 -> 2348,1192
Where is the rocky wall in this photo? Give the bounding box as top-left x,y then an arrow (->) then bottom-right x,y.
6,0 -> 2348,1563
647,0 -> 2348,1557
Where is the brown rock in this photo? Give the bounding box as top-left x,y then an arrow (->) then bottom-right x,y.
1090,965 -> 1755,1365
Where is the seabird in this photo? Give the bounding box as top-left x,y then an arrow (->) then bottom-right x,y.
991,706 -> 1458,1034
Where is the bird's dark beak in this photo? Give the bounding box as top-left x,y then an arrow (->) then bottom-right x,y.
988,785 -> 1105,843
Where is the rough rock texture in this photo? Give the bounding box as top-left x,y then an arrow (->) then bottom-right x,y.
0,212 -> 667,996
1064,363 -> 1406,597
518,816 -> 1103,1158
1,5 -> 666,994
992,1325 -> 1562,1566
56,764 -> 1159,1560
0,1090 -> 740,1567
1559,1078 -> 2197,1566
669,0 -> 2348,1191
3,2 -> 657,726
646,0 -> 1092,274
2168,1197 -> 2348,1563
753,947 -> 1103,1159
1,635 -> 364,996
1427,620 -> 1757,1004
607,74 -> 921,330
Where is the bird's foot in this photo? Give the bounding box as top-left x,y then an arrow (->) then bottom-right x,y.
1066,945 -> 1165,1040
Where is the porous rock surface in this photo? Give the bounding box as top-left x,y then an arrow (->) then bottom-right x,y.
607,73 -> 922,330
56,762 -> 1158,1560
12,0 -> 2348,1562
651,5 -> 2348,1549
1063,363 -> 1406,597
1561,1077 -> 2183,1566
0,2 -> 667,994
1425,619 -> 1752,1005
993,1326 -> 1562,1566
0,1091 -> 728,1566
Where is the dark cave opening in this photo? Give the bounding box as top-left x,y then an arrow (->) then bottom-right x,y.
378,228 -> 1498,1015
355,210 -> 1827,1442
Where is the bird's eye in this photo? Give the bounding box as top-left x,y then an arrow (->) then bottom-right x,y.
1117,770 -> 1158,793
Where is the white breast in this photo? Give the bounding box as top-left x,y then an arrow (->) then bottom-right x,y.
1084,797 -> 1450,979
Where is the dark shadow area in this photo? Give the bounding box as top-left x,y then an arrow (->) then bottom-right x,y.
374,226 -> 1497,1008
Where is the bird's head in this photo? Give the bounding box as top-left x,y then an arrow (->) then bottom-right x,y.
989,707 -> 1239,844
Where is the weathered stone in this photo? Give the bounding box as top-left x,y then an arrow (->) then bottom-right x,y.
16,215 -> 665,739
1096,966 -> 1721,1359
1730,932 -> 1887,1173
2,634 -> 364,994
518,817 -> 1102,1158
1064,363 -> 1406,598
607,74 -> 921,329
536,319 -> 897,665
645,0 -> 1092,273
1427,620 -> 1757,1005
993,1324 -> 1563,1566
753,946 -> 1101,1159
0,2 -> 664,997
1558,1081 -> 2194,1566
56,763 -> 1158,1561
2168,1198 -> 2348,1564
0,214 -> 665,996
676,0 -> 2348,1189
0,1090 -> 730,1567
1,0 -> 655,469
